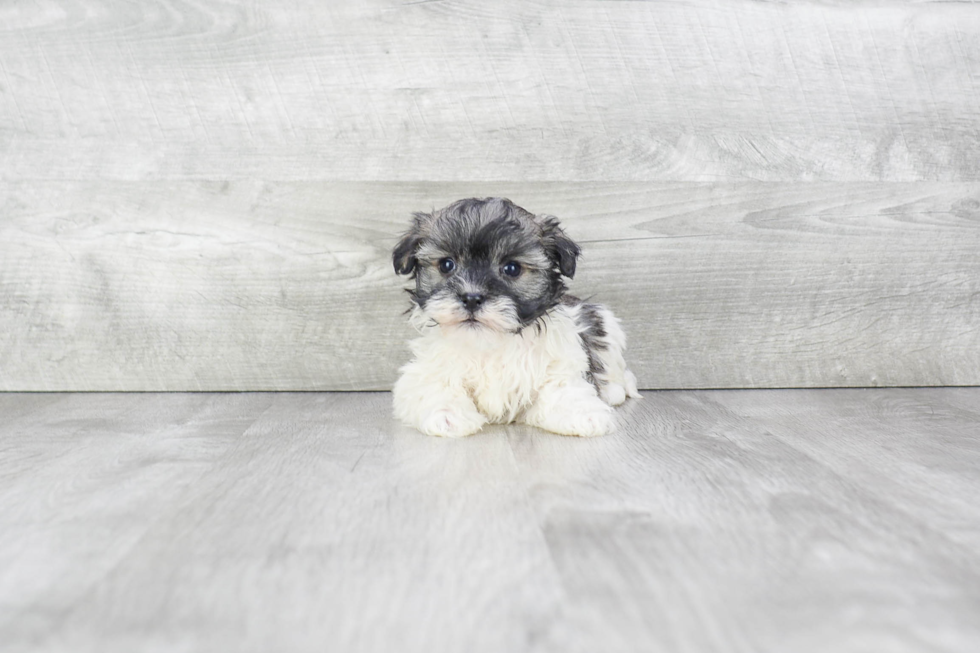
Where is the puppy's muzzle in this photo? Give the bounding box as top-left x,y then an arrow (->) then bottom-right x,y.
460,292 -> 484,312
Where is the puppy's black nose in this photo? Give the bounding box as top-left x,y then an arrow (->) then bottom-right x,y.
461,292 -> 484,311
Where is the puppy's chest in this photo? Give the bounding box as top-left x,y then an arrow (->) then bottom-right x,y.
441,322 -> 585,422
459,339 -> 548,421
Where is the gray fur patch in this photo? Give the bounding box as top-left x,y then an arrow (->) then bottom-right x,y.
562,295 -> 609,392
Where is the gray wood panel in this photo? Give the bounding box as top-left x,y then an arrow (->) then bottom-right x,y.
2,389 -> 979,652
3,0 -> 979,389
2,181 -> 978,390
0,393 -> 276,644
515,389 -> 980,653
1,0 -> 978,182
715,388 -> 980,547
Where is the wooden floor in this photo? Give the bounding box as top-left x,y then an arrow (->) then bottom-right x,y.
1,390 -> 979,653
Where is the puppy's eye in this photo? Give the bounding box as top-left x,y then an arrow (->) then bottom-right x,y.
501,261 -> 522,278
438,258 -> 456,274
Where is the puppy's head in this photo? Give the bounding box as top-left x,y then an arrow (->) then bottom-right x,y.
393,197 -> 580,333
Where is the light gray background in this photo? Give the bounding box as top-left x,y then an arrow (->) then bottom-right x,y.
2,0 -> 979,391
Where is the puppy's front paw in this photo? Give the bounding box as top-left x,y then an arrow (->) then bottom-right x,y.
419,406 -> 486,438
560,404 -> 615,437
525,399 -> 615,437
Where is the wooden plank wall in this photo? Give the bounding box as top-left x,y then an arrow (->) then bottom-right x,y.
1,0 -> 978,391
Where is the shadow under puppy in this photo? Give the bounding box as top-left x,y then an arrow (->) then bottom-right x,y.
392,197 -> 639,437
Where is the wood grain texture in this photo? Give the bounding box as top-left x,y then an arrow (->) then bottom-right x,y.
3,0 -> 979,389
1,0 -> 979,182
2,180 -> 978,390
0,393 -> 276,644
715,388 -> 980,547
514,389 -> 980,653
2,389 -> 979,652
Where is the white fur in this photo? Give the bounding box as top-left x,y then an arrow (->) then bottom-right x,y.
393,303 -> 639,438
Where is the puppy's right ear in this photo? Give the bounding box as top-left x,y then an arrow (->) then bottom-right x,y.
392,232 -> 421,275
392,213 -> 427,275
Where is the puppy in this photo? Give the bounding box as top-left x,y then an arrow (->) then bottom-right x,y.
391,197 -> 639,438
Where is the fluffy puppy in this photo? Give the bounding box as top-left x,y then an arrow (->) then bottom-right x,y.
392,197 -> 639,438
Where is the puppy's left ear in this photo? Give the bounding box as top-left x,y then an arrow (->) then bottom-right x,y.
392,212 -> 428,275
541,216 -> 581,278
